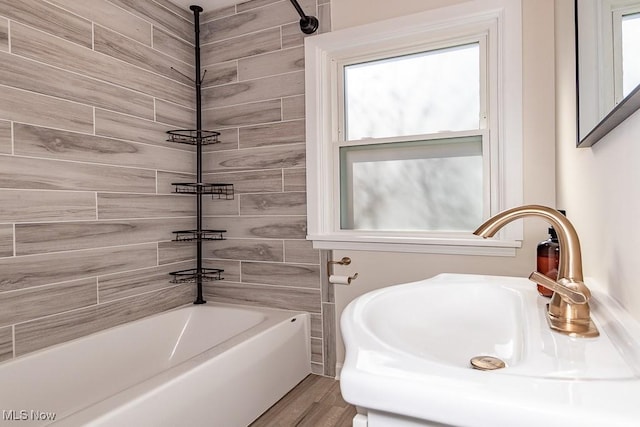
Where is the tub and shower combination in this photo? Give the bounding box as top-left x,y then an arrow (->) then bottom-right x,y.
0,303 -> 311,426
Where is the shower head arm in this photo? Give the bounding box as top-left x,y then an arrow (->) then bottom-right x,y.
288,0 -> 319,34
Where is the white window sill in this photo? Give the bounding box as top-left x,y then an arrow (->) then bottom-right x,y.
308,235 -> 521,256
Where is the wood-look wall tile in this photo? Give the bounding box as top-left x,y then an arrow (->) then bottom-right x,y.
157,171 -> 194,194
14,124 -> 193,174
203,71 -> 304,109
15,218 -> 193,256
155,100 -> 195,128
310,313 -> 322,338
310,362 -> 324,375
0,52 -> 155,121
281,22 -> 307,49
204,143 -> 305,172
158,241 -> 195,264
203,99 -> 282,128
202,258 -> 241,282
204,281 -> 321,312
282,95 -> 305,120
320,249 -> 333,303
0,326 -> 11,362
94,109 -> 192,152
98,261 -> 192,302
0,278 -> 97,327
201,6 -> 236,22
204,239 -> 283,262
240,192 -> 306,215
203,169 -> 282,194
311,337 -> 323,363
0,155 -> 156,193
152,26 -> 193,65
236,0 -> 281,13
14,285 -> 192,356
201,61 -> 238,88
0,243 -> 158,292
239,120 -> 305,149
203,216 -> 306,239
0,190 -> 96,223
201,27 -> 281,65
0,18 -> 8,52
0,85 -> 93,134
202,198 -> 240,216
284,240 -> 319,264
322,302 -> 336,377
0,224 -> 12,258
0,0 -> 92,48
47,0 -> 153,46
283,168 -> 306,191
106,0 -> 193,43
238,46 -> 304,81
241,261 -> 320,288
200,0 -> 314,43
98,194 -> 194,219
202,128 -> 239,152
0,120 -> 11,154
94,25 -> 193,86
151,0 -> 194,21
10,22 -> 192,107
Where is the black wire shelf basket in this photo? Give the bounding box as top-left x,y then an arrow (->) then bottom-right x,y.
166,129 -> 220,145
169,268 -> 224,284
172,229 -> 227,242
171,182 -> 234,199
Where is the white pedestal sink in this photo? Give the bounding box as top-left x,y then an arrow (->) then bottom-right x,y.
340,274 -> 640,426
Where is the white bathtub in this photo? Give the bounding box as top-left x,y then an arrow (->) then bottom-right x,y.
0,303 -> 311,427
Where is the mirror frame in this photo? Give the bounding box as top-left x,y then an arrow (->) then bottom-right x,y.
576,0 -> 640,147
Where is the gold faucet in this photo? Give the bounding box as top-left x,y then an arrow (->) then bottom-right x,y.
473,205 -> 599,338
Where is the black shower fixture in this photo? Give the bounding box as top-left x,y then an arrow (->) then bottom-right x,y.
288,0 -> 319,34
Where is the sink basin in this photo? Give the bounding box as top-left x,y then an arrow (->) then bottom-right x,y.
364,279 -> 526,369
340,274 -> 640,426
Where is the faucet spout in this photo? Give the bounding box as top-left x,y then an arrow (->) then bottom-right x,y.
474,205 -> 583,281
474,205 -> 599,338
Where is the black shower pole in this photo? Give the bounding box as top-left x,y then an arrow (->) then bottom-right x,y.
191,4 -> 205,304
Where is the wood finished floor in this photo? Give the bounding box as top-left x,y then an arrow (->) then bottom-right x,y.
250,374 -> 357,427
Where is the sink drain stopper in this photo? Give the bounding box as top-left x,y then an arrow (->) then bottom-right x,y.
470,356 -> 506,371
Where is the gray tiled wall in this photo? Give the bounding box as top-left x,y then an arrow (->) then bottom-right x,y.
200,0 -> 335,376
0,0 -> 197,362
0,0 -> 337,377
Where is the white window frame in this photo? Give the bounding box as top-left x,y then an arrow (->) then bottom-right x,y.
304,0 -> 523,255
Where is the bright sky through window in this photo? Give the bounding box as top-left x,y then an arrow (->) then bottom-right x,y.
344,43 -> 480,140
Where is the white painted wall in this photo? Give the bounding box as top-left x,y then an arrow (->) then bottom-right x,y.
555,1 -> 640,321
331,0 -> 557,365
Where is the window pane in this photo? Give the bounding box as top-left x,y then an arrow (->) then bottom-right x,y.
344,43 -> 480,140
622,12 -> 640,96
340,136 -> 483,231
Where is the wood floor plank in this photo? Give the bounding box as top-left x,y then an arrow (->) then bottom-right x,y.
250,375 -> 356,426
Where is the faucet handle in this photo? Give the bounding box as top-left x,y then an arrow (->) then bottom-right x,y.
528,271 -> 589,304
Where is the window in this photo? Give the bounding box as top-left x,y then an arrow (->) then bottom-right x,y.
305,1 -> 523,254
339,41 -> 487,233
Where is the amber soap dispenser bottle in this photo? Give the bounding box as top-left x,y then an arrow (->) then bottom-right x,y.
536,225 -> 560,297
535,209 -> 565,297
